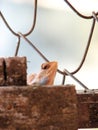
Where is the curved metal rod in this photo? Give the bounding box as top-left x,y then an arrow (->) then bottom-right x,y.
18,32 -> 50,62
15,36 -> 21,56
57,18 -> 96,75
64,0 -> 98,19
0,11 -> 19,36
70,18 -> 96,74
0,0 -> 37,37
64,69 -> 89,90
24,0 -> 37,36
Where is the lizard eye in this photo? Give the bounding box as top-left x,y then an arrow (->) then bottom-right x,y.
41,63 -> 50,69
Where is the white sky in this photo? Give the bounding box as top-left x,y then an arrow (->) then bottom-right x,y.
10,0 -> 98,12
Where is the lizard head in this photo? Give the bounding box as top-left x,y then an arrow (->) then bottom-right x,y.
39,61 -> 58,85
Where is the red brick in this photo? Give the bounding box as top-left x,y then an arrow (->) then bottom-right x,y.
0,85 -> 78,130
0,58 -> 5,85
5,57 -> 27,85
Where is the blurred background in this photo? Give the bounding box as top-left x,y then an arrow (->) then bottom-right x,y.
1,0 -> 98,130
1,0 -> 98,91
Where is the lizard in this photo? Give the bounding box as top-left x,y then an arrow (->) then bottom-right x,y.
27,61 -> 58,86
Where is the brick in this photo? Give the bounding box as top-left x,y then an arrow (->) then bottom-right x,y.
0,58 -> 5,85
5,57 -> 27,85
0,85 -> 78,130
77,90 -> 98,128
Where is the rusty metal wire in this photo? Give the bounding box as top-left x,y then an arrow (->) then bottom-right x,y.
70,18 -> 96,75
0,0 -> 37,56
63,69 -> 88,90
64,0 -> 98,19
0,0 -> 98,89
18,32 -> 49,62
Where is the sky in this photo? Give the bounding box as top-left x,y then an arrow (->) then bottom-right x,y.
1,0 -> 98,92
8,0 -> 98,12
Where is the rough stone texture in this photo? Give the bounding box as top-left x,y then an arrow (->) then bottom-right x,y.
77,90 -> 98,128
0,85 -> 78,130
0,58 -> 5,86
5,57 -> 27,86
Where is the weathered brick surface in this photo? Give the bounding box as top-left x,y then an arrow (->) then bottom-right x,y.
77,90 -> 98,128
5,57 -> 27,85
0,85 -> 78,130
0,58 -> 5,86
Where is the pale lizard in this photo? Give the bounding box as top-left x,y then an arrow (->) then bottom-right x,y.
27,61 -> 58,85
